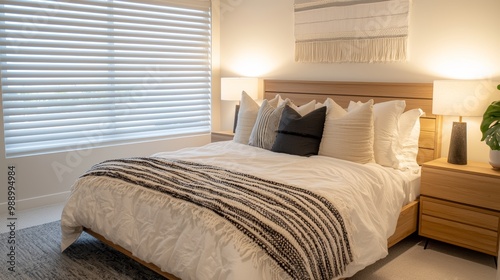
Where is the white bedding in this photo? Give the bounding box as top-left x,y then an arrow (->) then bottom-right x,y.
61,141 -> 414,280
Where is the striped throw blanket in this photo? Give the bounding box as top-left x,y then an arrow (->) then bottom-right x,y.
81,157 -> 353,279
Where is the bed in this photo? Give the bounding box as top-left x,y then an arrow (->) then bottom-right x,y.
60,80 -> 442,280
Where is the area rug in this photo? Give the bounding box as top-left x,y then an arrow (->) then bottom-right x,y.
0,221 -> 166,280
2,220 -> 495,279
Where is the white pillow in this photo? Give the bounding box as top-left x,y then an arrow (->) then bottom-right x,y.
233,92 -> 281,144
319,99 -> 375,164
248,99 -> 289,150
315,98 -> 341,116
396,108 -> 424,170
348,100 -> 406,168
289,100 -> 317,116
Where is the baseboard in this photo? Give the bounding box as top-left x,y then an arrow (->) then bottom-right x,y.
0,191 -> 70,216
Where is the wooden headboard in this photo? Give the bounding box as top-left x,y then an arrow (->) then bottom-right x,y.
263,80 -> 442,164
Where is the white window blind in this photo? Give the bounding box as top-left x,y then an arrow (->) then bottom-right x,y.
1,0 -> 212,158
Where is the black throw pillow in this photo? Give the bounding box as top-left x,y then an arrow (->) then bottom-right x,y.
271,105 -> 326,156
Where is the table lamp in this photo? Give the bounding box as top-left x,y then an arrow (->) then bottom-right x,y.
433,80 -> 497,165
221,77 -> 259,132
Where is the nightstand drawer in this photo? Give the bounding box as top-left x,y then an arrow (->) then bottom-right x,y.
421,197 -> 499,231
420,214 -> 498,255
421,166 -> 500,211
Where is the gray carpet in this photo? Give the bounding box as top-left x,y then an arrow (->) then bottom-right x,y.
1,221 -> 496,279
0,221 -> 166,280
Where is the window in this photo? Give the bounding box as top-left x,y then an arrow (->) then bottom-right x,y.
1,0 -> 212,158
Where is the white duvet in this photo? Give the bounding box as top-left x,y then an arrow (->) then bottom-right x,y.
61,141 -> 412,280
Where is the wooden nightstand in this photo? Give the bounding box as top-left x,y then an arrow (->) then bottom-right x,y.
419,158 -> 500,256
211,131 -> 234,142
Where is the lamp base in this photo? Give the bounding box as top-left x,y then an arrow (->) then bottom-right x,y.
233,104 -> 240,133
447,122 -> 467,165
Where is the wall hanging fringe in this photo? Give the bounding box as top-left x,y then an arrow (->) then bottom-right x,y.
294,0 -> 411,63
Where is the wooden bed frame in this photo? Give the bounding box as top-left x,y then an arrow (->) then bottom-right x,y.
84,80 -> 442,279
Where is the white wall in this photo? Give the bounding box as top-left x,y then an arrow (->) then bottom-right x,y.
219,0 -> 500,163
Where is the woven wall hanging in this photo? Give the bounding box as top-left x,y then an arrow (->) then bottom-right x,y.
294,0 -> 410,63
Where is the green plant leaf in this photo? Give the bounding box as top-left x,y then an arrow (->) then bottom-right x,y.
481,100 -> 500,150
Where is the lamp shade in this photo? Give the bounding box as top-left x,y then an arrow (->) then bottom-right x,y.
221,77 -> 259,101
432,80 -> 498,117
